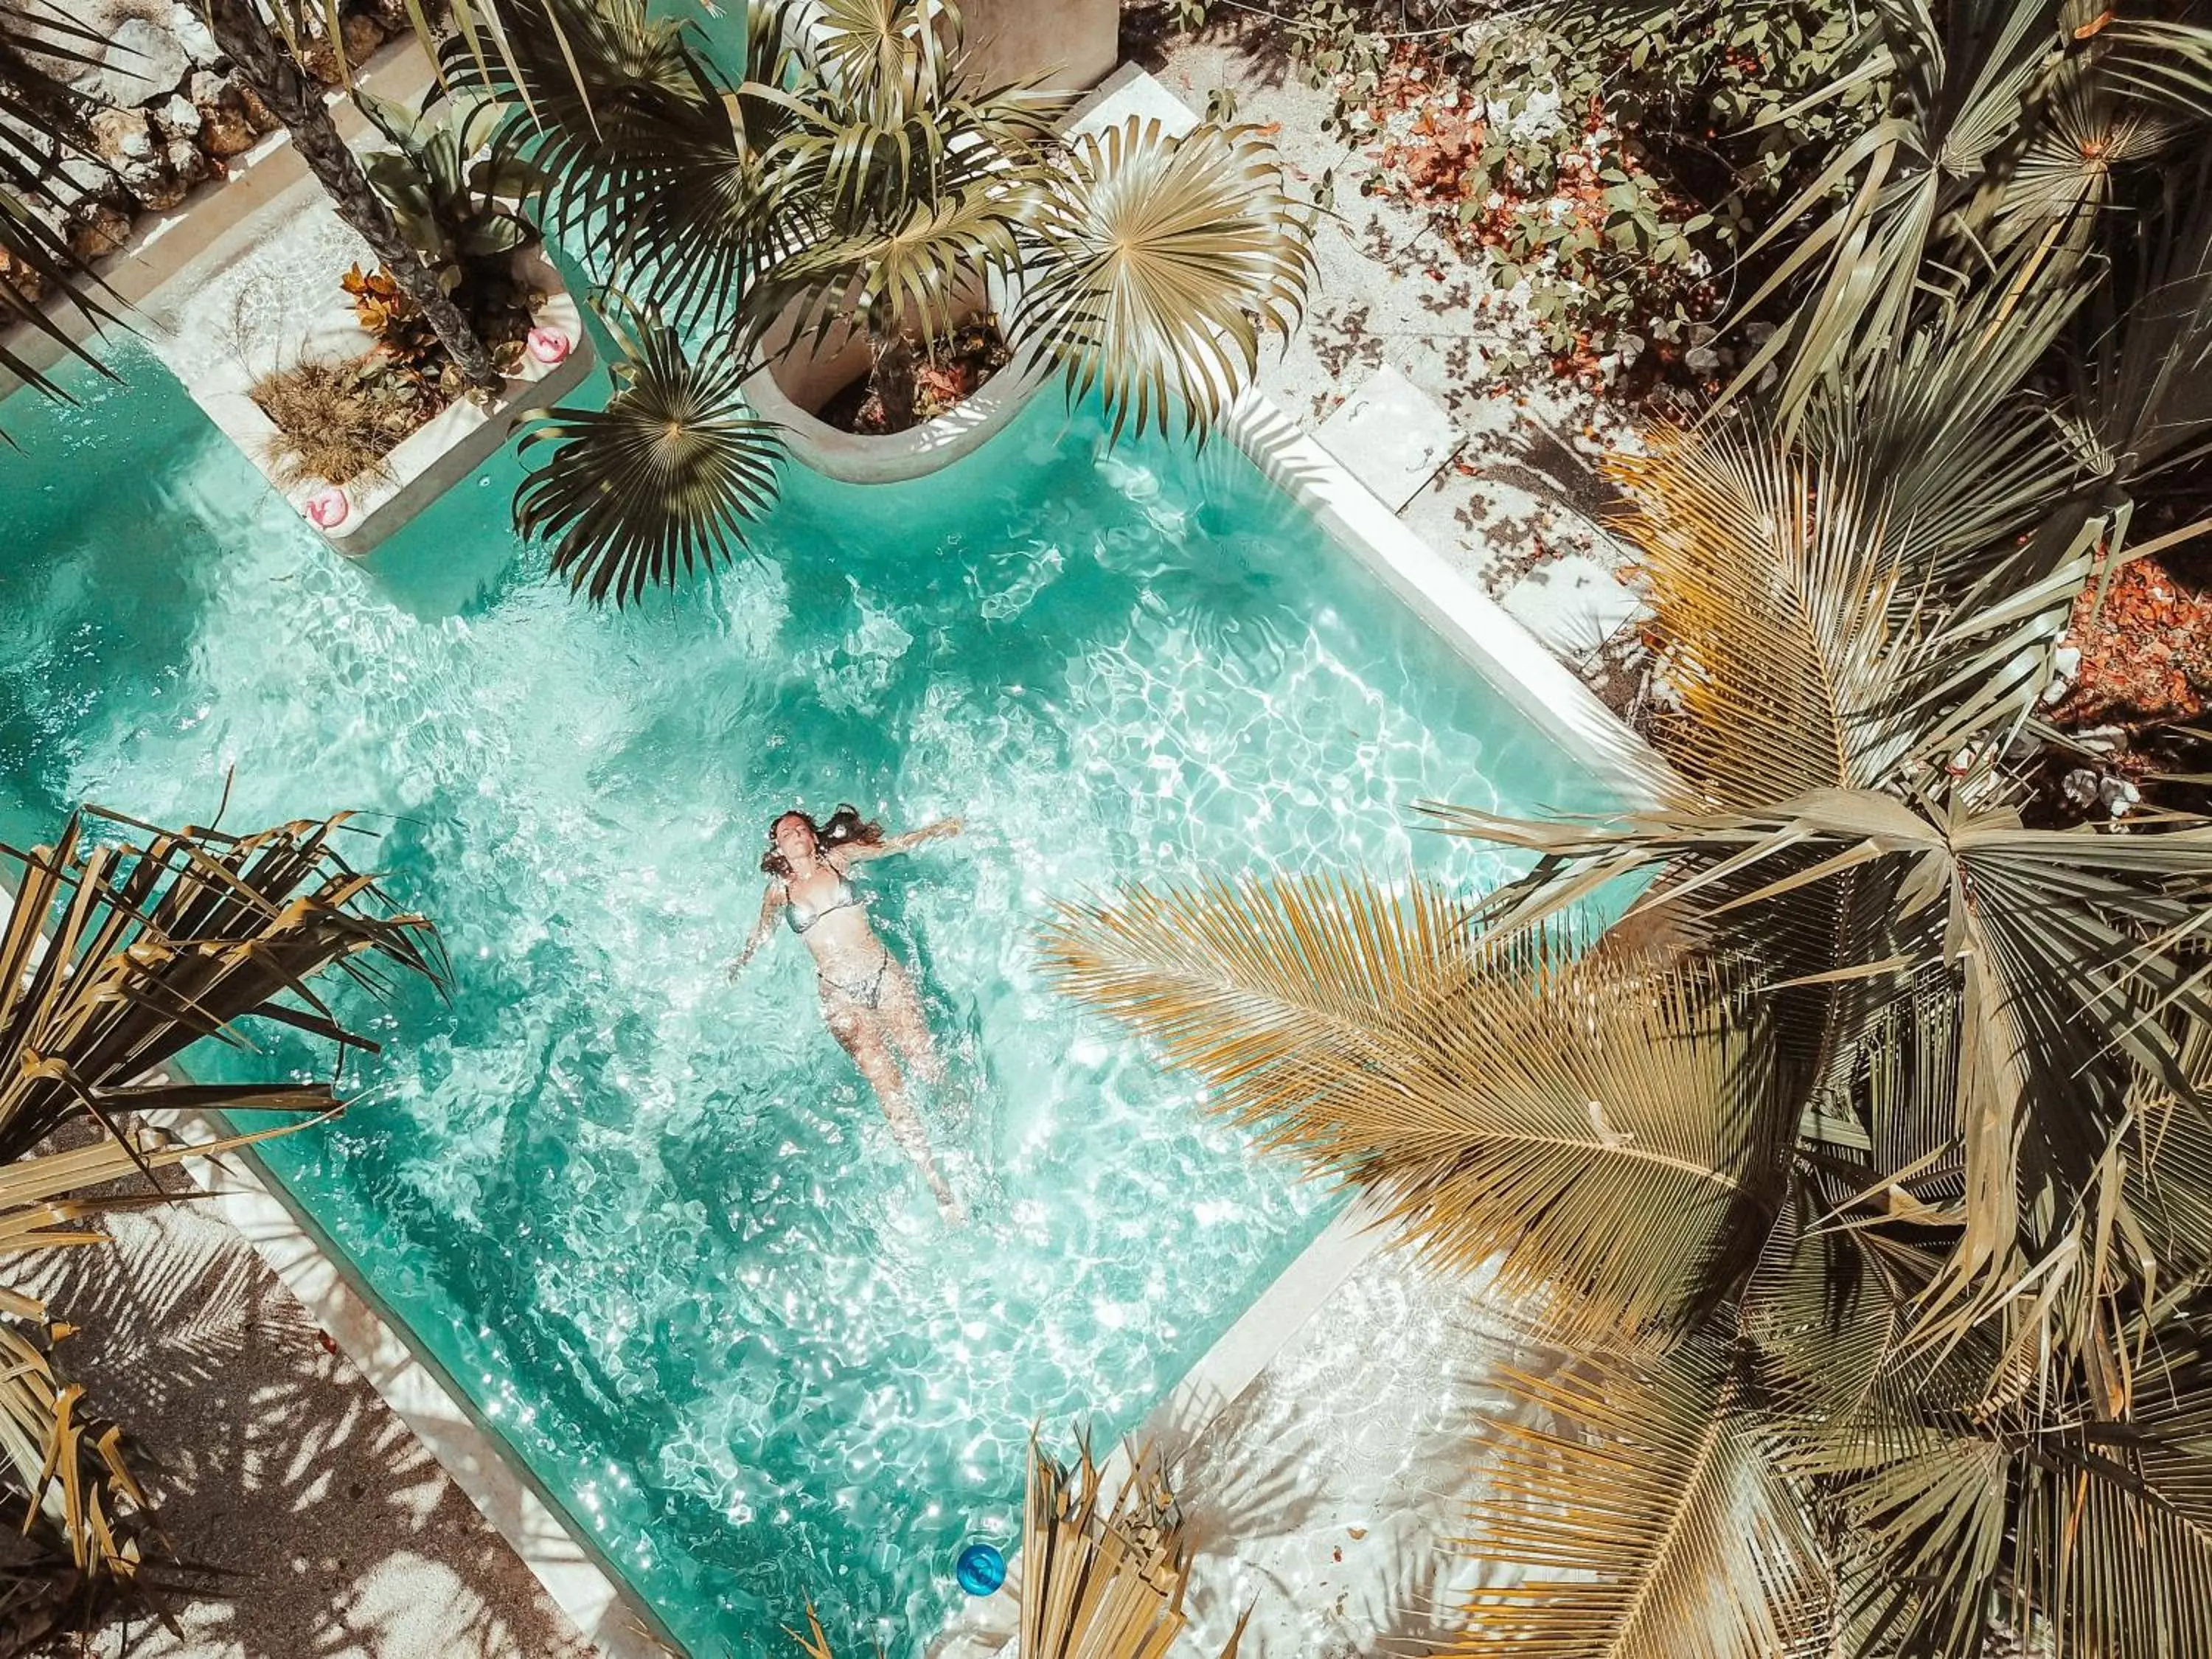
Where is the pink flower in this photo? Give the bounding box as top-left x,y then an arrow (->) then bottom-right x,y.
527,327 -> 571,366
305,487 -> 350,530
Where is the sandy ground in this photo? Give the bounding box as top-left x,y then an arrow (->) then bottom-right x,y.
1170,1255 -> 1540,1658
24,1200 -> 593,1659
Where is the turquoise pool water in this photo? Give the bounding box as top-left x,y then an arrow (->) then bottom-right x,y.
1,349 -> 1596,1655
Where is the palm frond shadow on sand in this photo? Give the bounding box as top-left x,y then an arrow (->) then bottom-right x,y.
20,1174 -> 594,1659
1130,1254 -> 1575,1657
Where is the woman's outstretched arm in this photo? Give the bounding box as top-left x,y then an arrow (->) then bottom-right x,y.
729,881 -> 787,977
844,817 -> 964,863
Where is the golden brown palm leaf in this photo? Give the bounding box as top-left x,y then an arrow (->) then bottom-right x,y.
1457,1328 -> 1832,1659
1434,788 -> 2212,1388
1607,425 -> 1909,807
782,1433 -> 1244,1659
1020,116 -> 1313,442
1020,1435 -> 1247,1659
1607,410 -> 2079,812
1788,1332 -> 2212,1659
1043,875 -> 1792,1343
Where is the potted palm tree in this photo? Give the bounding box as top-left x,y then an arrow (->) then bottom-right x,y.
492,0 -> 1316,603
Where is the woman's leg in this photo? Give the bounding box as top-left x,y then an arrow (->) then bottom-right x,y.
822,995 -> 964,1221
874,957 -> 945,1086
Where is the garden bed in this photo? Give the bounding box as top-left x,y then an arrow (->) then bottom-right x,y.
143,176 -> 592,556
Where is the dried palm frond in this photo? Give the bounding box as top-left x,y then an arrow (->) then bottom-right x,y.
1457,1326 -> 1832,1659
1020,117 -> 1314,442
0,806 -> 445,1166
0,801 -> 444,1634
1020,1433 -> 1248,1659
1044,876 -> 1793,1343
1431,790 -> 2212,1371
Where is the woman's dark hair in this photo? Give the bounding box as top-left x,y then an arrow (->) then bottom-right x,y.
761,804 -> 883,878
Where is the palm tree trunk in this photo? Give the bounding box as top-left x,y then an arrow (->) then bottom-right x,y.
866,292 -> 918,434
202,0 -> 504,393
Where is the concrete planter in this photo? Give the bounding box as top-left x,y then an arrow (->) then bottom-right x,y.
150,189 -> 593,557
742,271 -> 1051,485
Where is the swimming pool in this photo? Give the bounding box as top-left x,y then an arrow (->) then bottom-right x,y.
1,349 -> 1599,1655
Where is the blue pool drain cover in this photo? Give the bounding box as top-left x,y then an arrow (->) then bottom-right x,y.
956,1542 -> 1006,1596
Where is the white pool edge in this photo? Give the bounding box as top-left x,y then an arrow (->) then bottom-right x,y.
153,1110 -> 688,1659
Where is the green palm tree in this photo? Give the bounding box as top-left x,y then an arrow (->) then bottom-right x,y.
501,0 -> 1315,604
1043,274 -> 2212,1656
0,0 -> 580,401
1715,0 -> 2212,427
0,807 -> 444,1646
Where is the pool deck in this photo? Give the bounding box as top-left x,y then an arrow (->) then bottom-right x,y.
4,44 -> 1669,1659
24,1157 -> 597,1659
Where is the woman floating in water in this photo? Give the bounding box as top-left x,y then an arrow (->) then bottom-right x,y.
734,805 -> 965,1220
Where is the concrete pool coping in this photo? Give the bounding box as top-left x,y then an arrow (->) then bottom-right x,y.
4,58 -> 1672,1659
151,1107 -> 686,1659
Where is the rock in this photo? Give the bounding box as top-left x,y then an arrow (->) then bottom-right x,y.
1683,344 -> 1722,375
153,94 -> 201,141
119,153 -> 189,212
0,246 -> 51,306
2100,775 -> 2142,818
2062,768 -> 2101,810
234,77 -> 280,136
189,70 -> 260,158
164,135 -> 208,194
86,18 -> 192,109
166,3 -> 222,69
66,200 -> 134,262
89,106 -> 156,164
58,153 -> 125,209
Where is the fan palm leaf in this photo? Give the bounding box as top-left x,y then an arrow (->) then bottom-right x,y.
1788,1334 -> 2212,1659
1043,876 -> 1793,1343
1724,0 -> 2212,422
808,0 -> 956,112
1609,287 -> 2090,817
1020,116 -> 1313,441
512,308 -> 785,606
1433,790 -> 2212,1365
1457,1327 -> 1832,1659
758,184 -> 1031,361
453,0 -> 804,323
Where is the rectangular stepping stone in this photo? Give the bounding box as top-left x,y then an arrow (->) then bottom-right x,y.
1499,551 -> 1647,663
1315,365 -> 1465,512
